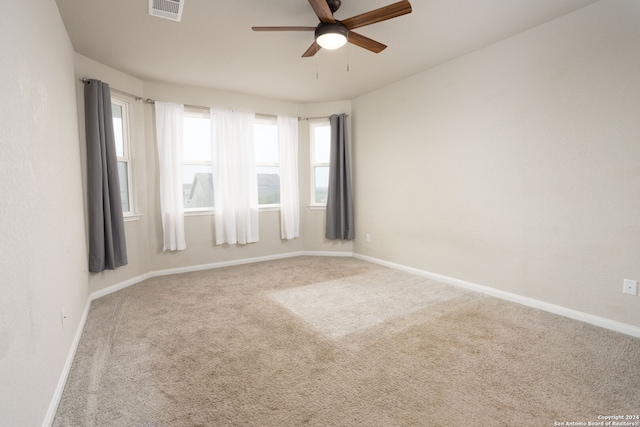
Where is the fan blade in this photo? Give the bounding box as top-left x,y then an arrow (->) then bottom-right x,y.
302,41 -> 321,57
348,31 -> 387,53
341,0 -> 412,30
252,26 -> 316,31
307,0 -> 335,23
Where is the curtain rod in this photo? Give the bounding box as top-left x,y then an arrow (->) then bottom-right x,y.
298,115 -> 348,121
80,78 -> 144,101
81,81 -> 346,121
146,99 -> 277,119
145,99 -> 207,111
144,97 -> 347,121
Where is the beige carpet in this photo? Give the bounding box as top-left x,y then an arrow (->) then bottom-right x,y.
54,256 -> 640,426
269,268 -> 469,340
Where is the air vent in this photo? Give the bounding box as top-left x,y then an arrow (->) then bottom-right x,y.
149,0 -> 184,22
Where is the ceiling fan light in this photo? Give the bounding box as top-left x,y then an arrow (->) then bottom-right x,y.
315,23 -> 348,50
317,33 -> 347,50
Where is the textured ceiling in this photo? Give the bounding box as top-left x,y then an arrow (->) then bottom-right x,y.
55,0 -> 598,103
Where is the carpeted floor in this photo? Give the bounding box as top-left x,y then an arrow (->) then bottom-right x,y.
54,256 -> 640,426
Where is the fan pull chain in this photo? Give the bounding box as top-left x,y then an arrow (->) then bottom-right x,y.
347,43 -> 350,72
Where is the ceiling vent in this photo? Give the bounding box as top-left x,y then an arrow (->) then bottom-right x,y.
149,0 -> 184,22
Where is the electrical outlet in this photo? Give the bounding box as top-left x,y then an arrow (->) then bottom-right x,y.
623,279 -> 638,296
61,308 -> 67,328
365,233 -> 371,242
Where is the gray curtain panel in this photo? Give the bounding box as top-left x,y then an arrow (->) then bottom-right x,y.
325,113 -> 355,240
84,79 -> 128,272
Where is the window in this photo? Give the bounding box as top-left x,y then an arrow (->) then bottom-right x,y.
254,116 -> 280,206
111,98 -> 133,214
182,108 -> 213,210
181,111 -> 284,211
310,120 -> 330,205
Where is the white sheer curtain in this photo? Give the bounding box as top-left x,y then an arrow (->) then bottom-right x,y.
211,108 -> 259,245
154,101 -> 186,251
278,116 -> 299,239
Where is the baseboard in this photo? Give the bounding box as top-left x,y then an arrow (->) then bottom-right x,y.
44,251 -> 638,425
42,296 -> 92,427
146,251 -> 307,279
90,251 -> 354,301
300,250 -> 353,257
353,253 -> 640,338
90,250 -> 639,337
91,272 -> 154,300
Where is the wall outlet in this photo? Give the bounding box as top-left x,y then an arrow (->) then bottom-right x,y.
61,308 -> 67,328
365,233 -> 371,242
623,279 -> 638,296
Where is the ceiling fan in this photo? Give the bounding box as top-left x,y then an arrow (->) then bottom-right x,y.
252,0 -> 412,57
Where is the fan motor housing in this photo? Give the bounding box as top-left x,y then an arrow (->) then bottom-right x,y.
315,22 -> 348,39
327,0 -> 341,13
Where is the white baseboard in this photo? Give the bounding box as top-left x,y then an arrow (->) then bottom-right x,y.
300,250 -> 353,257
91,272 -> 154,300
91,250 -> 640,337
42,297 -> 92,427
147,251 -> 308,279
48,251 -> 317,425
45,250 -> 638,425
353,253 -> 640,338
90,251 -> 355,301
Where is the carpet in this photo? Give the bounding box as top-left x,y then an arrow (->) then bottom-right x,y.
269,268 -> 470,340
53,256 -> 640,426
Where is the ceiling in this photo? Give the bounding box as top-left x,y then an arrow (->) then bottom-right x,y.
55,0 -> 598,103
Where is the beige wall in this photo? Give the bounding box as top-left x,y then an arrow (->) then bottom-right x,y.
8,1 -> 637,425
352,0 -> 640,327
0,2 -> 89,426
142,82 -> 304,273
299,101 -> 353,253
69,71 -> 353,294
73,54 -> 153,294
143,84 -> 354,272
3,1 -> 637,424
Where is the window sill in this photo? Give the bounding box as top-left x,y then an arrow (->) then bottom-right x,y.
184,206 -> 281,217
185,209 -> 214,217
307,205 -> 326,211
123,214 -> 142,222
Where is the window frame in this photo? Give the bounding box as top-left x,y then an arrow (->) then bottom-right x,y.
254,114 -> 280,209
111,97 -> 135,217
309,119 -> 331,208
182,106 -> 214,214
180,111 -> 287,214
